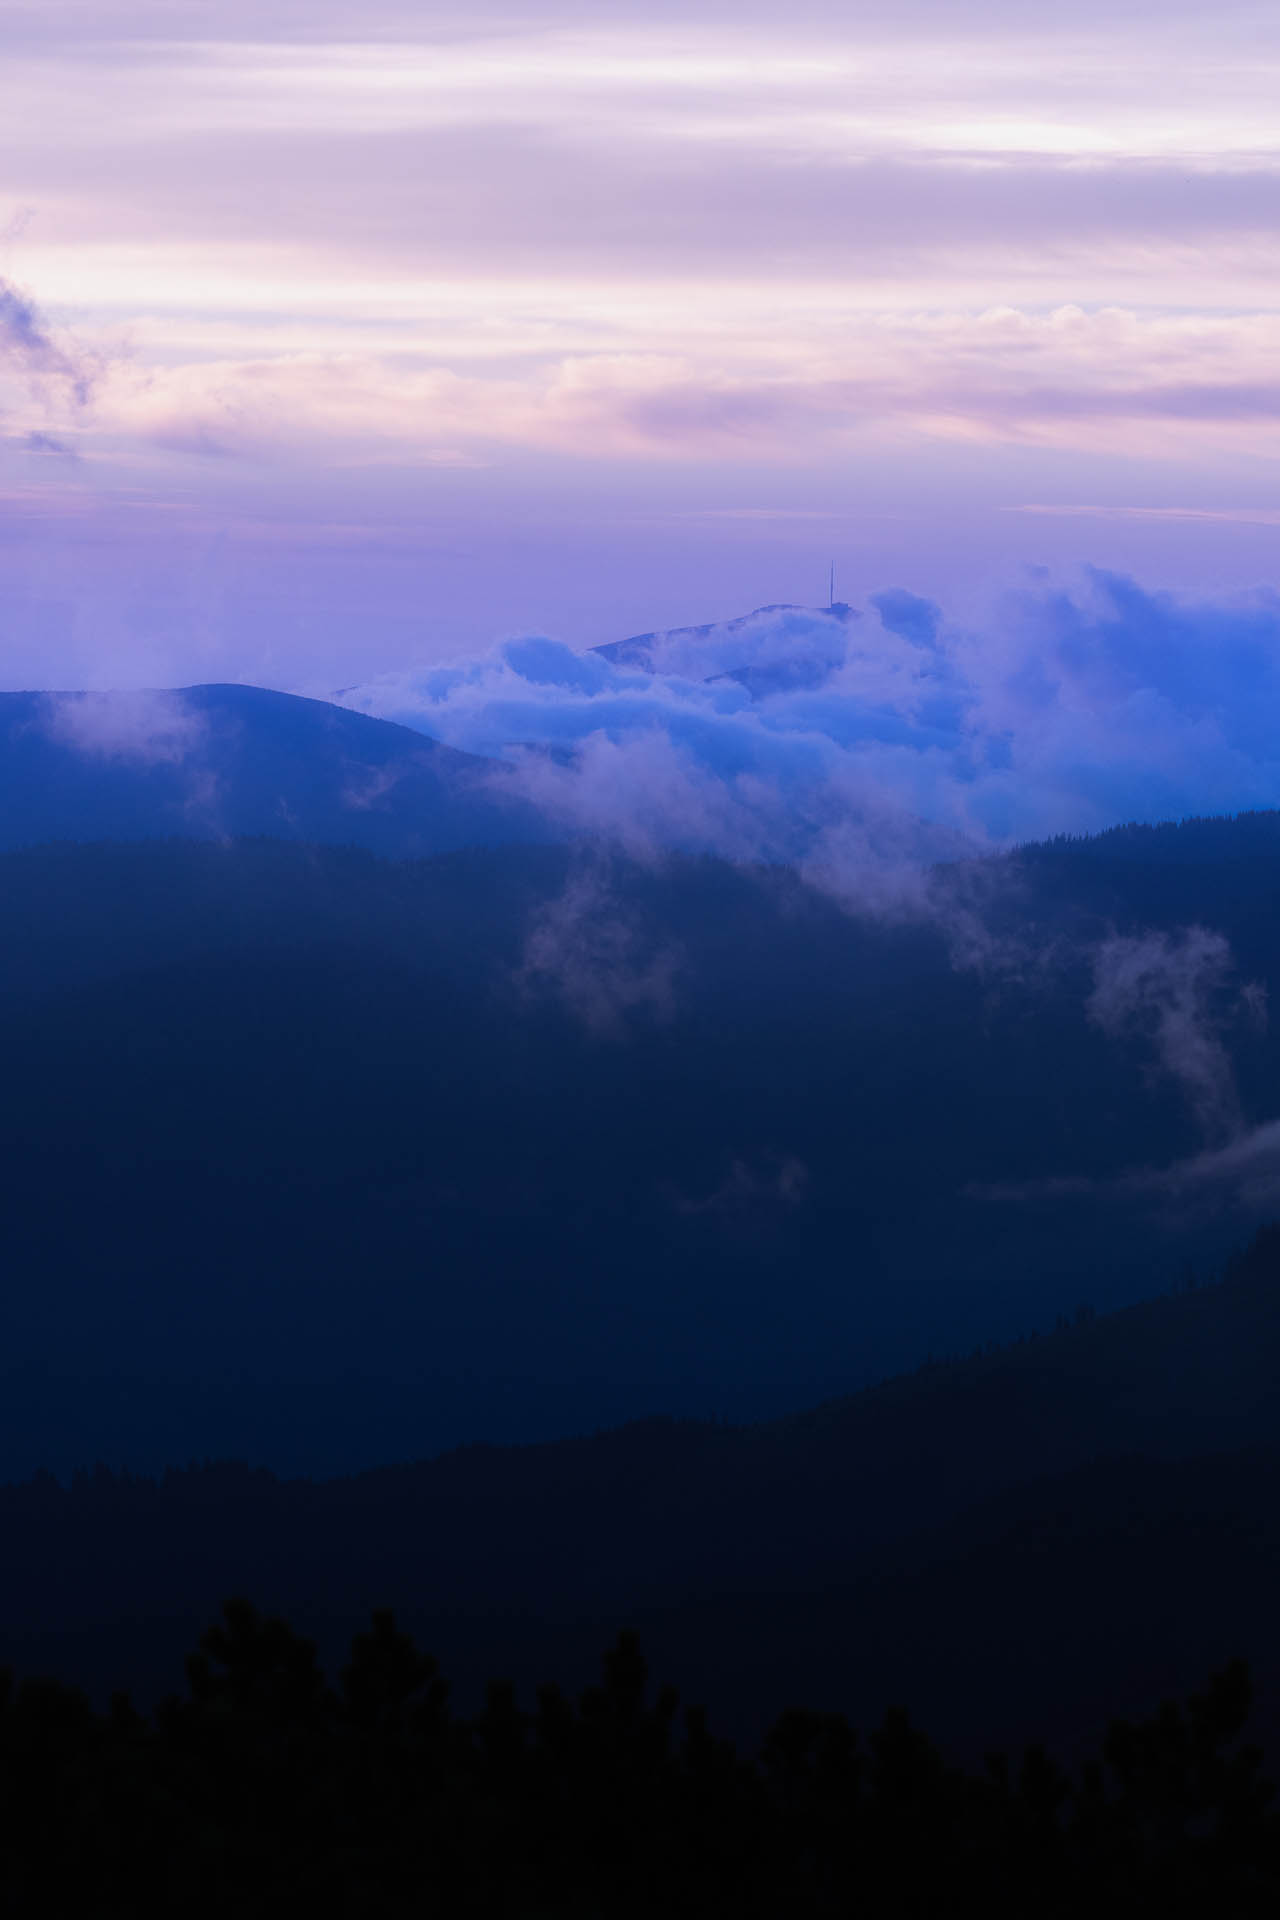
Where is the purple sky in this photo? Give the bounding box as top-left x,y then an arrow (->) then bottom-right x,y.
1,0 -> 1280,687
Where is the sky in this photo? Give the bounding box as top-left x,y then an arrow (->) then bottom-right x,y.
0,0 -> 1278,693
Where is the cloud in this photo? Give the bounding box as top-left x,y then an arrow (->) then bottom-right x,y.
336,569 -> 1280,898
339,759 -> 407,812
675,1153 -> 810,1215
40,689 -> 208,768
69,305 -> 1280,471
976,1111 -> 1280,1215
1132,1118 -> 1280,1209
977,923 -> 1271,1208
1086,927 -> 1250,1140
330,567 -> 1280,1043
20,429 -> 75,457
0,277 -> 95,409
37,690 -> 226,830
871,589 -> 942,652
12,4 -> 1280,547
516,857 -> 681,1036
339,600 -> 974,864
1015,505 -> 1280,528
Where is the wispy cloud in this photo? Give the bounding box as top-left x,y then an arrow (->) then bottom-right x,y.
976,918 -> 1271,1209
675,1153 -> 810,1215
1087,927 -> 1251,1141
62,308 -> 1280,468
1016,505 -> 1280,527
973,1110 -> 1280,1214
1132,1118 -> 1280,1209
0,276 -> 95,409
20,429 -> 76,457
41,688 -> 207,766
517,856 -> 681,1036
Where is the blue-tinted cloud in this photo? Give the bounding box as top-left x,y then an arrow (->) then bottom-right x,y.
337,571 -> 1280,900
0,278 -> 94,408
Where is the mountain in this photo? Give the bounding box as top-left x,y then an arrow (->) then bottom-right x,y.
0,607 -> 859,857
0,683 -> 554,855
592,599 -> 860,695
2,804 -> 1280,1761
0,601 -> 868,856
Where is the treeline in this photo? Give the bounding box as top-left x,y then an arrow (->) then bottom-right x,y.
2,1600 -> 1276,1917
1028,808 -> 1280,861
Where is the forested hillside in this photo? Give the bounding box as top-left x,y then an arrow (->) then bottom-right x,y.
0,818 -> 1277,1474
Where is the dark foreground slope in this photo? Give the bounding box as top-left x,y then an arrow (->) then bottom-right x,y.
1,1619 -> 1271,1919
3,820 -> 1280,1473
5,1231 -> 1280,1766
0,684 -> 552,855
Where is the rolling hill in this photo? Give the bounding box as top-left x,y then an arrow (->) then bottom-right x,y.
0,683 -> 553,855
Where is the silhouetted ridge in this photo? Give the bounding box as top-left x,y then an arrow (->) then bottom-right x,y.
1023,806 -> 1280,862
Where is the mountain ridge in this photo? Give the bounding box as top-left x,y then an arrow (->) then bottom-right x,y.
0,682 -> 556,856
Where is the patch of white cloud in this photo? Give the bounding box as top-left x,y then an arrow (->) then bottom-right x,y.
41,687 -> 207,766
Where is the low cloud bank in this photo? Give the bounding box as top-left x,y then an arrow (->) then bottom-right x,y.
336,568 -> 1280,895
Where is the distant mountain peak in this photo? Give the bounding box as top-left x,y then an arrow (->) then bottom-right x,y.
591,600 -> 860,696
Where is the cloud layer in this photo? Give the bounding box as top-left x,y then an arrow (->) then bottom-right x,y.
3,1 -> 1280,684
40,305 -> 1280,473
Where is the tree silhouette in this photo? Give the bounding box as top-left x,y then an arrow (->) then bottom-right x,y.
0,1605 -> 1276,1917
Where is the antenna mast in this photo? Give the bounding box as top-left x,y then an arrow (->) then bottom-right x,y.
829,562 -> 835,610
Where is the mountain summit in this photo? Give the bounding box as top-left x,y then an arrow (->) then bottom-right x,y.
592,600 -> 860,696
